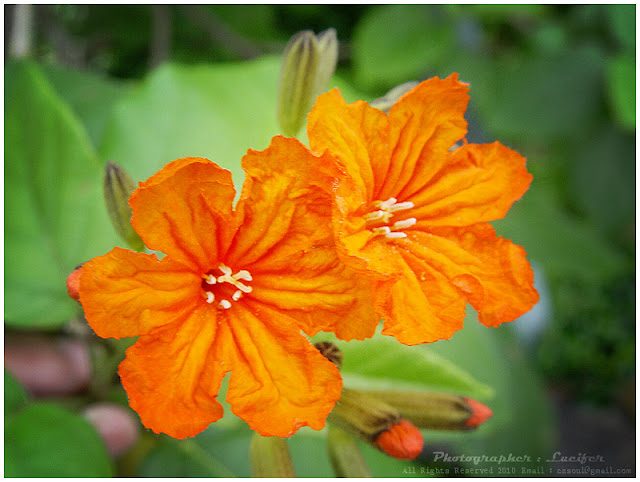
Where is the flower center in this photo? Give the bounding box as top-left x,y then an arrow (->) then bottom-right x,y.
202,264 -> 253,310
363,197 -> 416,239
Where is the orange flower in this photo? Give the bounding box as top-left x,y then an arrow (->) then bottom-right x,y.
307,74 -> 539,345
78,136 -> 376,439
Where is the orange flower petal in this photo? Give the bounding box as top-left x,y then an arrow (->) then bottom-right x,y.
408,142 -> 533,227
119,304 -> 228,439
79,247 -> 199,339
405,225 -> 539,327
379,251 -> 466,345
307,88 -> 389,204
383,74 -> 470,202
130,158 -> 237,271
224,302 -> 342,437
226,136 -> 337,267
249,245 -> 378,341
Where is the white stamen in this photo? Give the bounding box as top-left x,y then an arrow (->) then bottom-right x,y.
371,226 -> 392,236
377,197 -> 398,210
205,291 -> 215,304
363,210 -> 385,221
232,290 -> 243,301
233,270 -> 252,282
385,232 -> 407,239
388,201 -> 414,212
203,274 -> 217,285
392,217 -> 417,230
219,299 -> 232,310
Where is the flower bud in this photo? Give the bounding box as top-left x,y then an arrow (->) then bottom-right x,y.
374,419 -> 424,460
249,433 -> 296,478
360,390 -> 493,430
103,162 -> 144,252
327,425 -> 372,477
66,265 -> 83,301
327,388 -> 424,460
277,29 -> 338,137
314,341 -> 343,370
370,81 -> 420,113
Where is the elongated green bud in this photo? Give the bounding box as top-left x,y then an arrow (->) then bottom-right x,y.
360,390 -> 493,430
250,433 -> 296,478
370,81 -> 420,113
277,28 -> 338,137
327,425 -> 372,477
103,162 -> 144,252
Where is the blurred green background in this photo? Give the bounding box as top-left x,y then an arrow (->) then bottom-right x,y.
5,4 -> 635,477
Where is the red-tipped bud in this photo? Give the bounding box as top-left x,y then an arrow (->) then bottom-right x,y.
374,419 -> 424,460
463,397 -> 493,427
66,266 -> 83,301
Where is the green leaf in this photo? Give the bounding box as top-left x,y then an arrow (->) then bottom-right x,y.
4,370 -> 28,416
606,4 -> 635,50
41,63 -> 130,150
319,333 -> 494,399
493,177 -> 628,284
477,47 -> 605,142
4,402 -> 113,477
352,4 -> 455,90
4,61 -> 120,328
138,437 -> 237,477
100,57 -> 283,188
606,54 -> 635,131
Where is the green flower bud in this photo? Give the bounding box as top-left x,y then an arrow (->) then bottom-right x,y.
370,81 -> 420,113
249,433 -> 296,478
277,28 -> 339,137
359,390 -> 493,430
103,162 -> 144,252
327,425 -> 373,477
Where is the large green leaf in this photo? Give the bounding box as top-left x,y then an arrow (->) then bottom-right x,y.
325,333 -> 494,399
5,402 -> 113,477
4,61 -> 120,328
493,177 -> 628,284
606,54 -> 635,131
4,370 -> 28,416
99,57 -> 283,187
352,4 -> 455,91
41,63 -> 130,149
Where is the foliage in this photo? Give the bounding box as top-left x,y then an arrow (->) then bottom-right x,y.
4,3 -> 633,477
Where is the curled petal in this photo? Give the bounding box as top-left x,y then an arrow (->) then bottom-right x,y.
405,226 -> 539,327
249,245 -> 378,341
379,252 -> 466,345
227,136 -> 337,267
119,304 -> 228,439
79,247 -> 199,339
130,158 -> 237,270
224,302 -> 342,437
384,74 -> 470,202
307,89 -> 389,204
409,142 -> 533,226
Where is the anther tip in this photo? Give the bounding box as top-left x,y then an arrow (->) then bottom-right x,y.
463,398 -> 493,427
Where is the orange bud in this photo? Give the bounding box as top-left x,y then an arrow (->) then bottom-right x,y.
374,419 -> 423,460
66,266 -> 83,301
463,397 -> 493,427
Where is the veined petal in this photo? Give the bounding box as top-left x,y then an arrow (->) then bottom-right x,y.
224,302 -> 342,437
119,304 -> 228,439
307,88 -> 389,204
226,136 -> 336,267
409,142 -> 533,227
383,74 -> 470,202
404,225 -> 539,327
248,245 -> 378,341
130,158 -> 237,270
79,247 -> 200,339
379,252 -> 466,345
